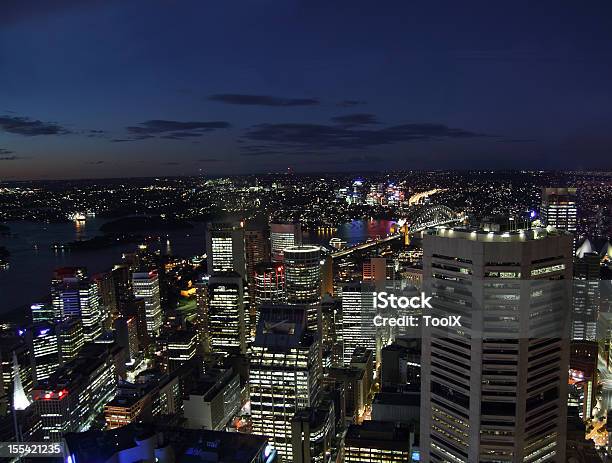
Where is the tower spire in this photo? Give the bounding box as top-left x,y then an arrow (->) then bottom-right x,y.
11,352 -> 30,411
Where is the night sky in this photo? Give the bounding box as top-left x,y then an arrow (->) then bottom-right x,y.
2,0 -> 612,180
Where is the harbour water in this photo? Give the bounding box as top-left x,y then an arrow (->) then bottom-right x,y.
0,218 -> 395,317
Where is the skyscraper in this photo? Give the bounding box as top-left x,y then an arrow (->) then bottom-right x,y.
285,245 -> 322,333
572,250 -> 601,341
206,220 -> 246,277
541,187 -> 577,234
245,224 -> 270,331
250,305 -> 321,461
420,226 -> 572,463
341,282 -> 376,366
270,222 -> 302,262
206,272 -> 246,355
51,268 -> 102,342
132,271 -> 162,337
27,323 -> 60,384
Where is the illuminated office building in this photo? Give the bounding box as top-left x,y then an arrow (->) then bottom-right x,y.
250,305 -> 322,461
52,268 -> 102,342
571,251 -> 600,341
420,226 -> 572,463
27,323 -> 60,384
270,222 -> 302,262
132,271 -> 162,337
255,262 -> 286,306
57,318 -> 85,364
245,224 -> 270,326
159,330 -> 198,372
206,220 -> 246,277
344,421 -> 414,463
207,272 -> 246,355
541,187 -> 577,234
291,402 -> 336,463
285,245 -> 322,333
31,302 -> 54,323
33,345 -> 120,441
341,282 -> 376,366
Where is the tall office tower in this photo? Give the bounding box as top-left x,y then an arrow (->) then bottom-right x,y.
132,271 -> 162,337
572,251 -> 601,341
541,187 -> 577,234
245,225 -> 270,331
321,254 -> 334,297
33,347 -> 119,441
113,316 -> 139,363
206,221 -> 246,277
250,305 -> 322,461
255,262 -> 286,306
111,264 -> 131,313
94,271 -> 118,328
207,272 -> 246,355
51,268 -> 102,342
26,323 -> 60,384
57,318 -> 85,364
270,222 -> 302,262
285,245 -> 322,333
341,282 -> 377,366
420,227 -> 572,463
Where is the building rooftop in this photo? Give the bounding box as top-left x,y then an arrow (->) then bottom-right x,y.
425,225 -> 572,242
64,424 -> 274,463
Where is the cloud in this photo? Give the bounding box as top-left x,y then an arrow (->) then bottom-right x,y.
87,160 -> 105,165
120,120 -> 230,141
0,148 -> 14,155
337,100 -> 367,107
331,113 -> 379,127
161,161 -> 181,166
198,158 -> 221,163
0,115 -> 70,136
209,94 -> 319,107
242,122 -> 489,153
0,155 -> 23,161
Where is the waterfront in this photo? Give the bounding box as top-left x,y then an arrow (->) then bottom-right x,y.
0,218 -> 396,316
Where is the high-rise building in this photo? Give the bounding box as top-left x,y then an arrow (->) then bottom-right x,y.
285,245 -> 322,333
207,272 -> 246,355
206,220 -> 246,277
420,226 -> 572,463
250,305 -> 322,461
159,330 -> 198,372
270,222 -> 302,262
33,345 -> 120,441
341,282 -> 376,366
94,271 -> 118,328
113,316 -> 139,363
363,257 -> 389,290
51,268 -> 102,342
27,323 -> 60,384
541,187 -> 577,234
255,262 -> 286,306
132,271 -> 162,337
572,251 -> 601,341
57,318 -> 85,364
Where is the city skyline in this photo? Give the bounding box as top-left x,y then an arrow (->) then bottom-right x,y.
2,1 -> 612,180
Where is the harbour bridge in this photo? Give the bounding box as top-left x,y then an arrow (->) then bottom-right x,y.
331,204 -> 464,258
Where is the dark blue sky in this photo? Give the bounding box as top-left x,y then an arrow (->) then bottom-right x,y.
2,0 -> 612,179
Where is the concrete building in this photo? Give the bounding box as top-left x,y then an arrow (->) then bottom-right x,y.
420,226 -> 572,463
